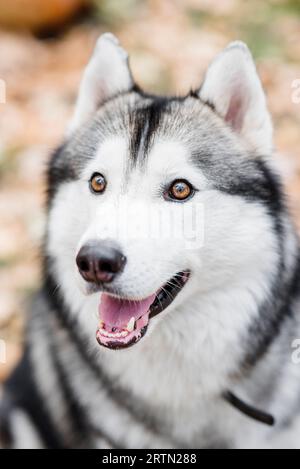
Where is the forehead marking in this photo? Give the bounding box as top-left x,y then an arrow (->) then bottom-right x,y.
128,98 -> 169,169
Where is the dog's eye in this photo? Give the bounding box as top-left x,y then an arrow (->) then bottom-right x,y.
167,180 -> 193,201
90,173 -> 106,194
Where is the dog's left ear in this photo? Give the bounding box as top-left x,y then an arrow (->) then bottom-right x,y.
199,42 -> 273,154
68,33 -> 133,134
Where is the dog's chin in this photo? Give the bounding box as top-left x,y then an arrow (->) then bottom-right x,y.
96,271 -> 190,350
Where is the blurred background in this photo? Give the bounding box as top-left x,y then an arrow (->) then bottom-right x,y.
0,0 -> 299,382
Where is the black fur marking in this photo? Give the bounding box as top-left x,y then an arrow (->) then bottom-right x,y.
1,349 -> 64,448
129,97 -> 169,165
46,127 -> 99,207
131,83 -> 143,94
49,338 -> 119,448
195,84 -> 217,113
244,251 -> 300,370
128,90 -> 206,167
233,160 -> 293,369
188,89 -> 200,99
0,395 -> 14,447
46,142 -> 75,206
219,158 -> 294,369
225,159 -> 300,372
49,340 -> 94,448
225,159 -> 285,229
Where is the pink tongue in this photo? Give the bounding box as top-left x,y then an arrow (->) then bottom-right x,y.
99,293 -> 156,330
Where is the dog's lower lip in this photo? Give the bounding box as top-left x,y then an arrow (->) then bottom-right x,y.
149,270 -> 190,319
96,326 -> 148,350
96,270 -> 190,350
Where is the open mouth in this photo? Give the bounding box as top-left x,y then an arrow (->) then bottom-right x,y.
96,271 -> 190,350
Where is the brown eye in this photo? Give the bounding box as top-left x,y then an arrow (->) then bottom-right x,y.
90,173 -> 106,194
168,180 -> 193,201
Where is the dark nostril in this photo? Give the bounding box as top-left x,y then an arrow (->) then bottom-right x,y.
99,255 -> 126,274
78,258 -> 89,272
99,261 -> 114,273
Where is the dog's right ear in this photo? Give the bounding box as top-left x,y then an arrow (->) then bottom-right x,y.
68,33 -> 133,134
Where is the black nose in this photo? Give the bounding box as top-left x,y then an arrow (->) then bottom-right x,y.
76,241 -> 126,284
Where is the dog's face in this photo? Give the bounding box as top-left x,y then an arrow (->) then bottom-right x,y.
47,35 -> 278,351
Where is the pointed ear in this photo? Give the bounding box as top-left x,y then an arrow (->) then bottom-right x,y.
68,33 -> 133,134
199,42 -> 273,154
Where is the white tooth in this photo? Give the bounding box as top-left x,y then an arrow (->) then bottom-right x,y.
127,317 -> 135,332
99,320 -> 105,330
121,330 -> 128,337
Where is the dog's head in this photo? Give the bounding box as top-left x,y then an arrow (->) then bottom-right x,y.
46,34 -> 280,351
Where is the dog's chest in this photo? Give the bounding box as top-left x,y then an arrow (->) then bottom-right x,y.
98,341 -> 240,447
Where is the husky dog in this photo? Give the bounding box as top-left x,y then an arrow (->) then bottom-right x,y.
1,34 -> 300,449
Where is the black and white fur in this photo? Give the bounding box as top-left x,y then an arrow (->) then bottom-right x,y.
1,34 -> 300,449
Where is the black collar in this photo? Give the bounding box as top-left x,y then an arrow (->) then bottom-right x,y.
224,391 -> 275,426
